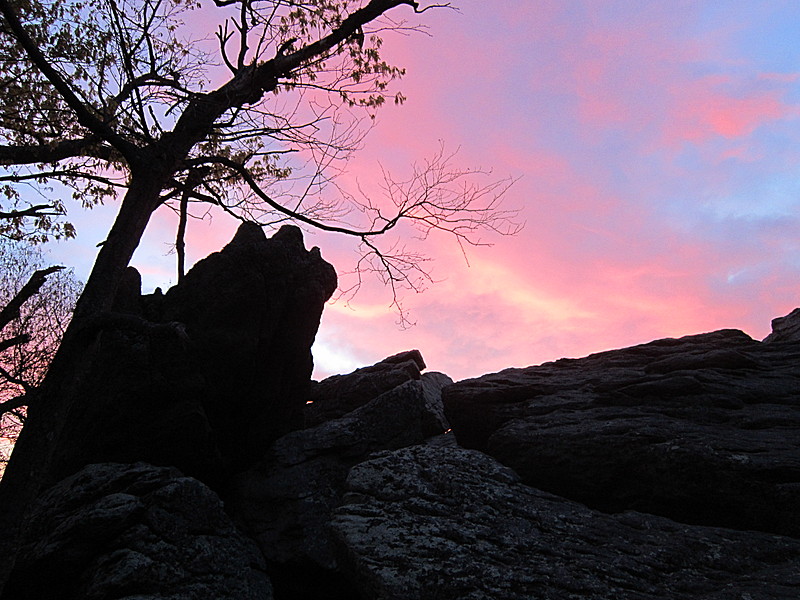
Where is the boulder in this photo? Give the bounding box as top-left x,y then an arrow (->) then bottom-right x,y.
443,329 -> 800,536
764,307 -> 800,343
304,349 -> 426,427
228,371 -> 452,575
4,463 -> 272,600
330,444 -> 800,600
48,223 -> 337,486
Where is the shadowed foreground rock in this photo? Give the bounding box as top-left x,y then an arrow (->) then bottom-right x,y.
444,327 -> 800,536
4,463 -> 272,600
331,444 -> 800,600
228,372 -> 452,589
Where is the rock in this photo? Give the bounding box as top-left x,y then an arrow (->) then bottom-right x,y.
4,463 -> 272,600
764,307 -> 800,343
160,223 -> 337,461
228,372 -> 452,575
443,329 -> 800,536
330,444 -> 800,600
305,349 -> 426,427
48,223 -> 337,486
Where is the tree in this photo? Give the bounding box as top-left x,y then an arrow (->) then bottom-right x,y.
0,0 -> 518,589
0,239 -> 81,475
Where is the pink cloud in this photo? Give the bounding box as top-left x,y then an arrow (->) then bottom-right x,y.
666,76 -> 792,144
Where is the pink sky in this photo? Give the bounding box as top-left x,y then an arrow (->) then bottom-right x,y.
53,2 -> 800,381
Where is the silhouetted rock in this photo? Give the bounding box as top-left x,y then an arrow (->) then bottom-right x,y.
443,329 -> 800,536
764,307 -> 800,343
5,463 -> 272,600
49,223 -> 337,486
304,349 -> 426,427
331,444 -> 800,600
229,370 -> 452,572
161,223 -> 337,461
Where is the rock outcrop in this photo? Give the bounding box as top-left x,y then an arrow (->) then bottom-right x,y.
443,328 -> 800,537
228,371 -> 452,590
4,463 -> 272,600
331,444 -> 800,600
48,223 -> 337,487
764,306 -> 800,343
304,349 -> 427,427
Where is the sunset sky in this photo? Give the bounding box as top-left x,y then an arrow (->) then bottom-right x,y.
52,1 -> 800,381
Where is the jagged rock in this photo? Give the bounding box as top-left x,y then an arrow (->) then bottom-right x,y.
228,371 -> 452,577
4,463 -> 272,600
304,349 -> 426,427
330,444 -> 800,600
764,307 -> 800,343
159,223 -> 337,460
48,224 -> 337,486
443,329 -> 800,536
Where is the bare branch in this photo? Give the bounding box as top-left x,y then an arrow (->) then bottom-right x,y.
0,266 -> 65,332
411,2 -> 453,13
189,155 -> 397,236
0,335 -> 29,355
0,394 -> 27,417
216,22 -> 239,74
0,364 -> 32,395
236,0 -> 251,70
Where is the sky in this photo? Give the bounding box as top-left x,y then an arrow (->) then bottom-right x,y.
50,1 -> 800,382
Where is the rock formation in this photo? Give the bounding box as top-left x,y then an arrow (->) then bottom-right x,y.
443,328 -> 800,537
331,444 -> 800,600
4,463 -> 272,600
3,226 -> 799,599
47,223 -> 337,487
303,349 -> 427,427
228,371 -> 451,572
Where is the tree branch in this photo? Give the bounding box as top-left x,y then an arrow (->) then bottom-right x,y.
190,155 -> 399,237
0,138 -> 116,166
0,394 -> 27,417
0,363 -> 33,395
0,205 -> 60,220
0,0 -> 139,164
0,266 -> 64,332
163,0 -> 419,159
173,167 -> 210,282
0,334 -> 29,354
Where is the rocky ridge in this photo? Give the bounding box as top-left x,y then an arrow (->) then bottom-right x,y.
3,224 -> 799,599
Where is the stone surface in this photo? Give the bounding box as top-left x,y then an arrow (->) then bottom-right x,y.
4,463 -> 272,600
304,349 -> 426,427
764,307 -> 800,343
331,444 -> 800,600
443,329 -> 800,536
229,371 -> 452,571
48,223 -> 337,486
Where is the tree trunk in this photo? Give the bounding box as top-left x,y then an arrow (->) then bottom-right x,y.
0,172 -> 165,595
